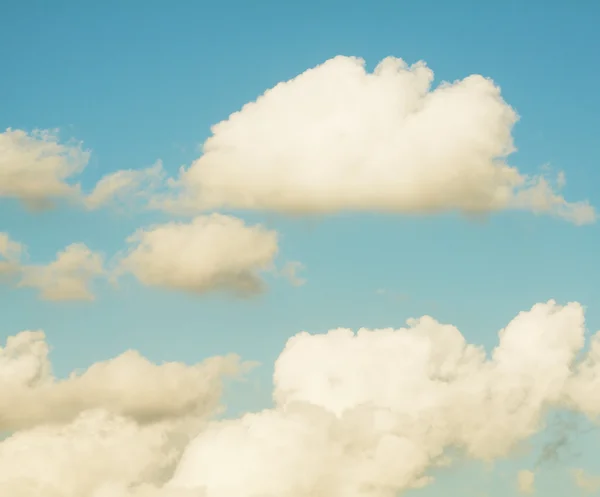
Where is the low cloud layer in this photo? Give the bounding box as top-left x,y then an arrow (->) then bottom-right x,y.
116,214 -> 279,296
160,56 -> 594,224
1,300 -> 600,496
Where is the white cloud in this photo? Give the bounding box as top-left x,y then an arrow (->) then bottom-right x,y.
84,161 -> 165,210
0,232 -> 24,275
157,56 -> 594,224
0,127 -> 163,212
0,128 -> 88,208
3,300 -> 600,497
18,243 -> 105,301
517,470 -> 535,494
117,214 -> 279,296
0,329 -> 241,432
171,300 -> 589,497
572,468 -> 600,494
0,410 -> 188,497
279,261 -> 307,287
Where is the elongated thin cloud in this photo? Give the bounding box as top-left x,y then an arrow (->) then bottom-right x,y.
117,214 -> 279,296
2,300 -> 600,497
160,56 -> 594,224
18,243 -> 105,301
0,330 -> 242,432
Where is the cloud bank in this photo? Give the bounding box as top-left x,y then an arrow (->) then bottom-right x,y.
1,300 -> 600,496
160,56 -> 594,224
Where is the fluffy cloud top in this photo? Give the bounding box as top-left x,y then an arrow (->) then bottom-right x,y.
117,214 -> 279,296
2,300 -> 600,497
170,301 -> 594,497
0,128 -> 89,208
0,128 -> 161,211
18,243 -> 104,301
0,329 -> 241,432
159,56 -> 594,224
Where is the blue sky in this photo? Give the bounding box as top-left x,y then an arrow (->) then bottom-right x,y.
1,1 -> 600,496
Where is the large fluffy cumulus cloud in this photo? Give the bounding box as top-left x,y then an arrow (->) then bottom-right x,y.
161,56 -> 594,224
2,300 -> 600,497
171,301 -> 589,497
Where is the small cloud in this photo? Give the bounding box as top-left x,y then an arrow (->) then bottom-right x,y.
279,261 -> 307,287
572,469 -> 600,494
18,243 -> 104,301
115,214 -> 279,297
517,470 -> 535,494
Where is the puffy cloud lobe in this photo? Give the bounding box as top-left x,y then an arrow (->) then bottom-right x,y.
3,300 -> 600,497
0,410 -> 187,497
562,329 -> 600,418
171,301 -> 590,497
0,330 -> 242,432
162,56 -> 594,224
0,128 -> 88,208
18,243 -> 104,301
117,214 -> 279,296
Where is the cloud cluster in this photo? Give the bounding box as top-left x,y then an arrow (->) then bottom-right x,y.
2,300 -> 599,496
2,56 -> 595,225
160,56 -> 594,224
1,215 -> 283,300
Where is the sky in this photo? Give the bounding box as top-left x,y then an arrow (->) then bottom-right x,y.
1,0 -> 600,496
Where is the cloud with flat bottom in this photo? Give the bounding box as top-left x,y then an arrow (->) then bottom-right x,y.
116,214 -> 279,296
157,56 -> 594,225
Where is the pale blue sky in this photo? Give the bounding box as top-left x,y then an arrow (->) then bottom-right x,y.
1,1 -> 599,495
